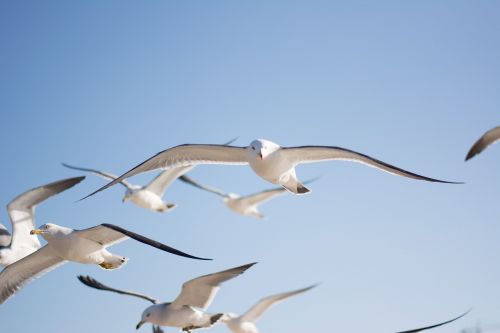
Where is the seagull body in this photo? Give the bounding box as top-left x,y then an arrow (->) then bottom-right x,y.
0,223 -> 209,304
465,126 -> 500,161
0,176 -> 85,267
63,163 -> 192,212
84,139 -> 459,199
179,175 -> 316,219
221,284 -> 317,333
77,263 -> 256,332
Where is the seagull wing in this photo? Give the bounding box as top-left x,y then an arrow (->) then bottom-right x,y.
0,246 -> 66,304
239,284 -> 317,322
465,126 -> 500,161
7,176 -> 85,251
178,175 -> 228,198
82,144 -> 247,199
238,187 -> 287,207
99,224 -> 212,261
395,310 -> 470,333
152,326 -> 165,333
62,163 -> 133,189
144,166 -> 194,197
77,275 -> 159,304
282,146 -> 460,184
171,262 -> 256,310
0,224 -> 11,247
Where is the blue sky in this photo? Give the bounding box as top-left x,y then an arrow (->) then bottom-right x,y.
0,1 -> 499,333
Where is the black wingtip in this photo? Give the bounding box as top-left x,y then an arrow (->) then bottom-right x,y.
101,223 -> 213,261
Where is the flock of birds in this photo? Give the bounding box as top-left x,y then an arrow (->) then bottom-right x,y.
1,126 -> 499,333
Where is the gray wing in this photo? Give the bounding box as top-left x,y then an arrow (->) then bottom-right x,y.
178,175 -> 228,198
81,144 -> 248,200
0,224 -> 11,247
282,146 -> 461,184
465,126 -> 500,161
77,275 -> 158,304
0,246 -> 66,304
7,176 -> 85,251
145,166 -> 194,197
171,262 -> 256,310
240,284 -> 317,322
62,163 -> 133,189
237,187 -> 287,207
396,310 -> 470,333
99,224 -> 212,261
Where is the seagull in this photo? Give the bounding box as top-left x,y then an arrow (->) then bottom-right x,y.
63,163 -> 192,212
77,262 -> 256,332
465,126 -> 500,161
221,284 -> 317,333
0,223 -> 210,304
0,176 -> 85,267
395,310 -> 470,333
82,138 -> 460,199
179,175 -> 317,219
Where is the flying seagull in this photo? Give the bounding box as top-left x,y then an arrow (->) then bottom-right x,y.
179,175 -> 317,219
395,310 -> 470,333
0,223 -> 210,304
82,139 -> 460,199
0,176 -> 85,267
465,126 -> 500,161
63,163 -> 191,212
77,262 -> 256,332
221,284 -> 317,333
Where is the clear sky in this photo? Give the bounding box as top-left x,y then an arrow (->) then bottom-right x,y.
0,1 -> 499,333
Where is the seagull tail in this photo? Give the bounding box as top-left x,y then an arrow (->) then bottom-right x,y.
98,255 -> 128,270
209,313 -> 224,326
281,179 -> 311,195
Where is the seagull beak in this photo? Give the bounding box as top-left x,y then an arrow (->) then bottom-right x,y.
30,229 -> 43,235
136,321 -> 145,330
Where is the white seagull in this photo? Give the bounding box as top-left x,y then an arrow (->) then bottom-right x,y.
0,176 -> 85,267
179,175 -> 317,219
82,138 -> 460,199
63,163 -> 192,212
465,126 -> 500,161
77,263 -> 256,332
0,223 -> 210,304
221,284 -> 317,333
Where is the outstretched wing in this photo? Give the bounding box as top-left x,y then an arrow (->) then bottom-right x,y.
0,224 -> 11,247
0,246 -> 66,304
145,166 -> 194,197
178,175 -> 228,198
99,224 -> 212,261
62,163 -> 133,189
282,146 -> 461,184
82,144 -> 248,199
465,126 -> 500,161
8,176 -> 85,251
396,310 -> 470,333
171,263 -> 256,310
240,284 -> 317,322
77,275 -> 158,304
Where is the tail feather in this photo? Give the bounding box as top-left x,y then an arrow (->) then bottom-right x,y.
281,180 -> 311,195
210,313 -> 224,326
99,255 -> 128,270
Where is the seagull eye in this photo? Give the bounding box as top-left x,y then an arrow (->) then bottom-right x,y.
252,147 -> 255,150
146,313 -> 151,317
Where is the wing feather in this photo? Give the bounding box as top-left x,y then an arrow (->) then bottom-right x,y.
171,263 -> 256,310
0,246 -> 65,304
145,166 -> 194,197
62,163 -> 133,189
82,144 -> 247,199
8,176 -> 85,251
178,175 -> 228,198
395,310 -> 470,333
465,126 -> 500,161
77,275 -> 158,304
282,146 -> 460,184
240,284 -> 317,322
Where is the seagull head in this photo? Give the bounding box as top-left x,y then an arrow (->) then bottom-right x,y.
136,304 -> 163,329
247,139 -> 279,160
31,223 -> 69,240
